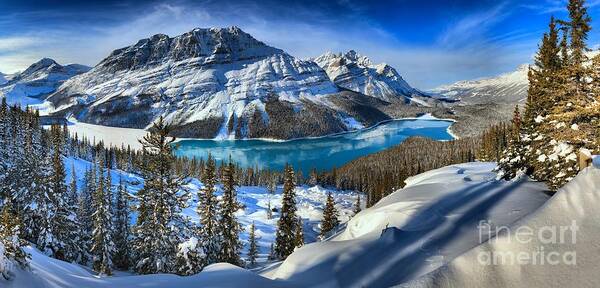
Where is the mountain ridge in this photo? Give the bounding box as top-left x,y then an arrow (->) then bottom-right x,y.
46,27 -> 440,139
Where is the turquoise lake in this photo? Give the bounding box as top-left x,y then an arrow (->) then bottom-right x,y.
173,119 -> 454,174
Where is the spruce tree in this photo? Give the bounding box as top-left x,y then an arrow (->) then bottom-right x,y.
247,222 -> 259,268
219,159 -> 243,265
132,117 -> 190,274
353,194 -> 362,215
198,154 -> 221,264
46,125 -> 80,262
294,217 -> 304,248
498,105 -> 529,179
319,192 -> 339,240
174,236 -> 205,276
91,160 -> 115,275
112,176 -> 130,271
0,204 -> 29,280
274,164 -> 297,259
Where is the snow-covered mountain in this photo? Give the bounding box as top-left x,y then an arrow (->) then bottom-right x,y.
431,64 -> 529,105
0,72 -> 12,85
314,50 -> 429,103
47,27 -> 397,139
0,58 -> 90,107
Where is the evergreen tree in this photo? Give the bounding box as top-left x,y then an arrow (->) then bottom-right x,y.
294,217 -> 304,248
132,117 -> 190,274
0,204 -> 29,280
246,222 -> 259,268
174,237 -> 205,276
274,164 -> 297,259
112,176 -> 130,271
353,194 -> 362,215
219,159 -> 243,265
76,167 -> 95,265
44,125 -> 80,262
91,160 -> 115,275
198,154 -> 221,264
498,105 -> 529,179
319,192 -> 339,240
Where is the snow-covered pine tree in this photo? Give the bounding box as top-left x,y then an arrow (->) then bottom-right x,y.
294,217 -> 304,248
274,164 -> 297,259
498,105 -> 529,179
247,222 -> 258,268
198,154 -> 221,264
319,192 -> 339,240
353,194 -> 362,215
76,167 -> 95,265
91,160 -> 115,275
174,236 -> 205,275
535,0 -> 597,189
68,165 -> 78,207
112,176 -> 130,271
0,204 -> 29,280
219,159 -> 243,266
46,125 -> 81,262
132,117 -> 190,274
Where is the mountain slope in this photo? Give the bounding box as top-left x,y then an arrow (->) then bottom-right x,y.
47,27 -> 394,139
431,64 -> 529,105
0,58 -> 90,107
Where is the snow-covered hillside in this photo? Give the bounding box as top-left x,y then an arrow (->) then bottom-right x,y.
265,162 -> 549,287
0,58 -> 89,109
431,64 -> 529,105
4,162 -> 558,288
404,164 -> 600,288
314,50 -> 419,102
46,27 -> 394,139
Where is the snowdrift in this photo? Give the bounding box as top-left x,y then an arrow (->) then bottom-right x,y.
266,163 -> 550,287
2,246 -> 284,288
403,165 -> 600,288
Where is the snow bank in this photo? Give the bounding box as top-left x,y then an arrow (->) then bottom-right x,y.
267,162 -> 549,287
3,247 -> 283,288
402,166 -> 600,288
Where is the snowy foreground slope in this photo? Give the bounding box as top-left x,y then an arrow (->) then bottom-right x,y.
402,165 -> 600,288
3,162 -> 559,288
264,162 -> 549,287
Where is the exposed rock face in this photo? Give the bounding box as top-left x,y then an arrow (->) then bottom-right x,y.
313,50 -> 423,103
0,58 -> 90,106
431,64 -> 530,105
48,27 -> 380,139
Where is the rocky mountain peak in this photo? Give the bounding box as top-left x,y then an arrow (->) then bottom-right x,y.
21,58 -> 59,75
97,26 -> 283,72
314,50 -> 419,101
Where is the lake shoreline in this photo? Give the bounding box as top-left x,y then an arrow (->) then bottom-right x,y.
174,113 -> 458,144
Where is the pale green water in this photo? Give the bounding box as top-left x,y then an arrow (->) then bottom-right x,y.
173,119 -> 454,174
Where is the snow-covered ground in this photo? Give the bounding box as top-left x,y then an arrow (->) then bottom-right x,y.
6,161 -> 567,287
403,164 -> 600,288
264,162 -> 550,287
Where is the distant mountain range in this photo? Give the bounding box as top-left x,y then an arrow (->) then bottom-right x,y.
0,58 -> 90,107
0,26 -> 535,139
431,64 -> 529,106
43,27 -> 441,139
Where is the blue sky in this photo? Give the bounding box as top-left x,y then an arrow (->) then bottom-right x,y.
1,0 -> 600,89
